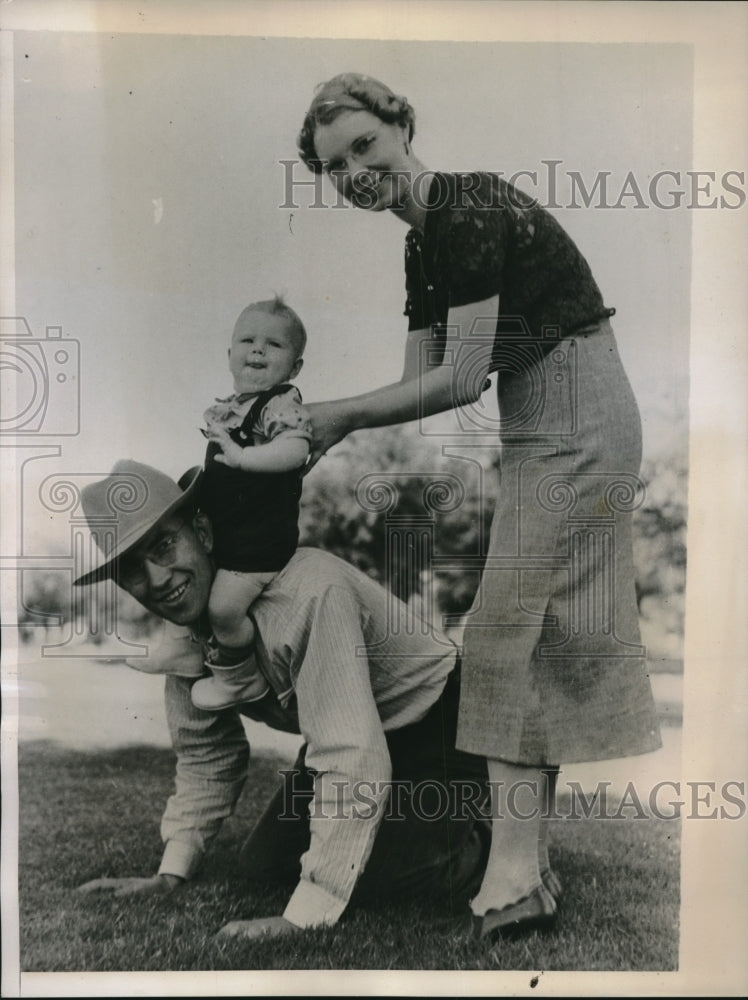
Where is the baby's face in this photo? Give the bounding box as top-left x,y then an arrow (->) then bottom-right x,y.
229,311 -> 303,396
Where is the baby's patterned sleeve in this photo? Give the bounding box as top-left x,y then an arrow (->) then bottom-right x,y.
261,387 -> 313,442
203,398 -> 235,429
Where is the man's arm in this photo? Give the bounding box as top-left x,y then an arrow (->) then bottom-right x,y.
158,674 -> 250,877
281,585 -> 394,929
77,675 -> 249,895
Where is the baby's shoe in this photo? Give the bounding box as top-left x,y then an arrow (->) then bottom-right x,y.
191,651 -> 270,710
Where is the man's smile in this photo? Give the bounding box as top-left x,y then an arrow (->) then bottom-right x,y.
158,581 -> 189,606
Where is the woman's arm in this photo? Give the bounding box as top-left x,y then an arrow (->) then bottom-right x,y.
306,294 -> 499,468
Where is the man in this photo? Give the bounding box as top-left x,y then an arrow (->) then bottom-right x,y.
73,460 -> 489,941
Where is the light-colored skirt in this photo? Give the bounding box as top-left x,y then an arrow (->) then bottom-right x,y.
456,322 -> 662,765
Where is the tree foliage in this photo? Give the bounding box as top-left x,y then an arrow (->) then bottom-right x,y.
20,427 -> 688,658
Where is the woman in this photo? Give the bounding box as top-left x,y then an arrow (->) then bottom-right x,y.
297,73 -> 661,939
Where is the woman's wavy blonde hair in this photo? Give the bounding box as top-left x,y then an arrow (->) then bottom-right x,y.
297,73 -> 416,174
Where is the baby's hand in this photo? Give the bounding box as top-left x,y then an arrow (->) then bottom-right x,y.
204,424 -> 245,469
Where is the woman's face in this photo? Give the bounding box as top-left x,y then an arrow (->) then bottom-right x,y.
313,109 -> 413,212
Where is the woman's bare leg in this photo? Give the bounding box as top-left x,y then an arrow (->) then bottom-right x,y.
470,758 -> 544,915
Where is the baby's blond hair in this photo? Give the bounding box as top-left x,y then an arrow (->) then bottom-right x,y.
236,295 -> 307,358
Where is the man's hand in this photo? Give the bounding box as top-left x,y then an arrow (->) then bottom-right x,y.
76,874 -> 183,897
215,916 -> 300,942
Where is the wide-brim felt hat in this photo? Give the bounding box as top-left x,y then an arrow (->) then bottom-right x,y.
73,460 -> 202,587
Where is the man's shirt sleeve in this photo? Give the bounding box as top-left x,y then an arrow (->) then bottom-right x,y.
157,675 -> 249,879
281,585 -> 393,929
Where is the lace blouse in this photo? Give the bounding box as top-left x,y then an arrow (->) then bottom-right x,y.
404,172 -> 615,366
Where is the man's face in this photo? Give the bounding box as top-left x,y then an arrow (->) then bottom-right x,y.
116,513 -> 214,626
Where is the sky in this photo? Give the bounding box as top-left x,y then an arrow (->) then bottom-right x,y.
5,31 -> 694,556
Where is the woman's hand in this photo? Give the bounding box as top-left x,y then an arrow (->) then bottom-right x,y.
304,400 -> 354,474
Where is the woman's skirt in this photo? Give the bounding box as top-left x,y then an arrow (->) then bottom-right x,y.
456,321 -> 662,764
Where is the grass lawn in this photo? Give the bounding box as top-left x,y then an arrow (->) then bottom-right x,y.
18,741 -> 680,972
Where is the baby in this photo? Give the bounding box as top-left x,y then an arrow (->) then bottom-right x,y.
190,296 -> 312,710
